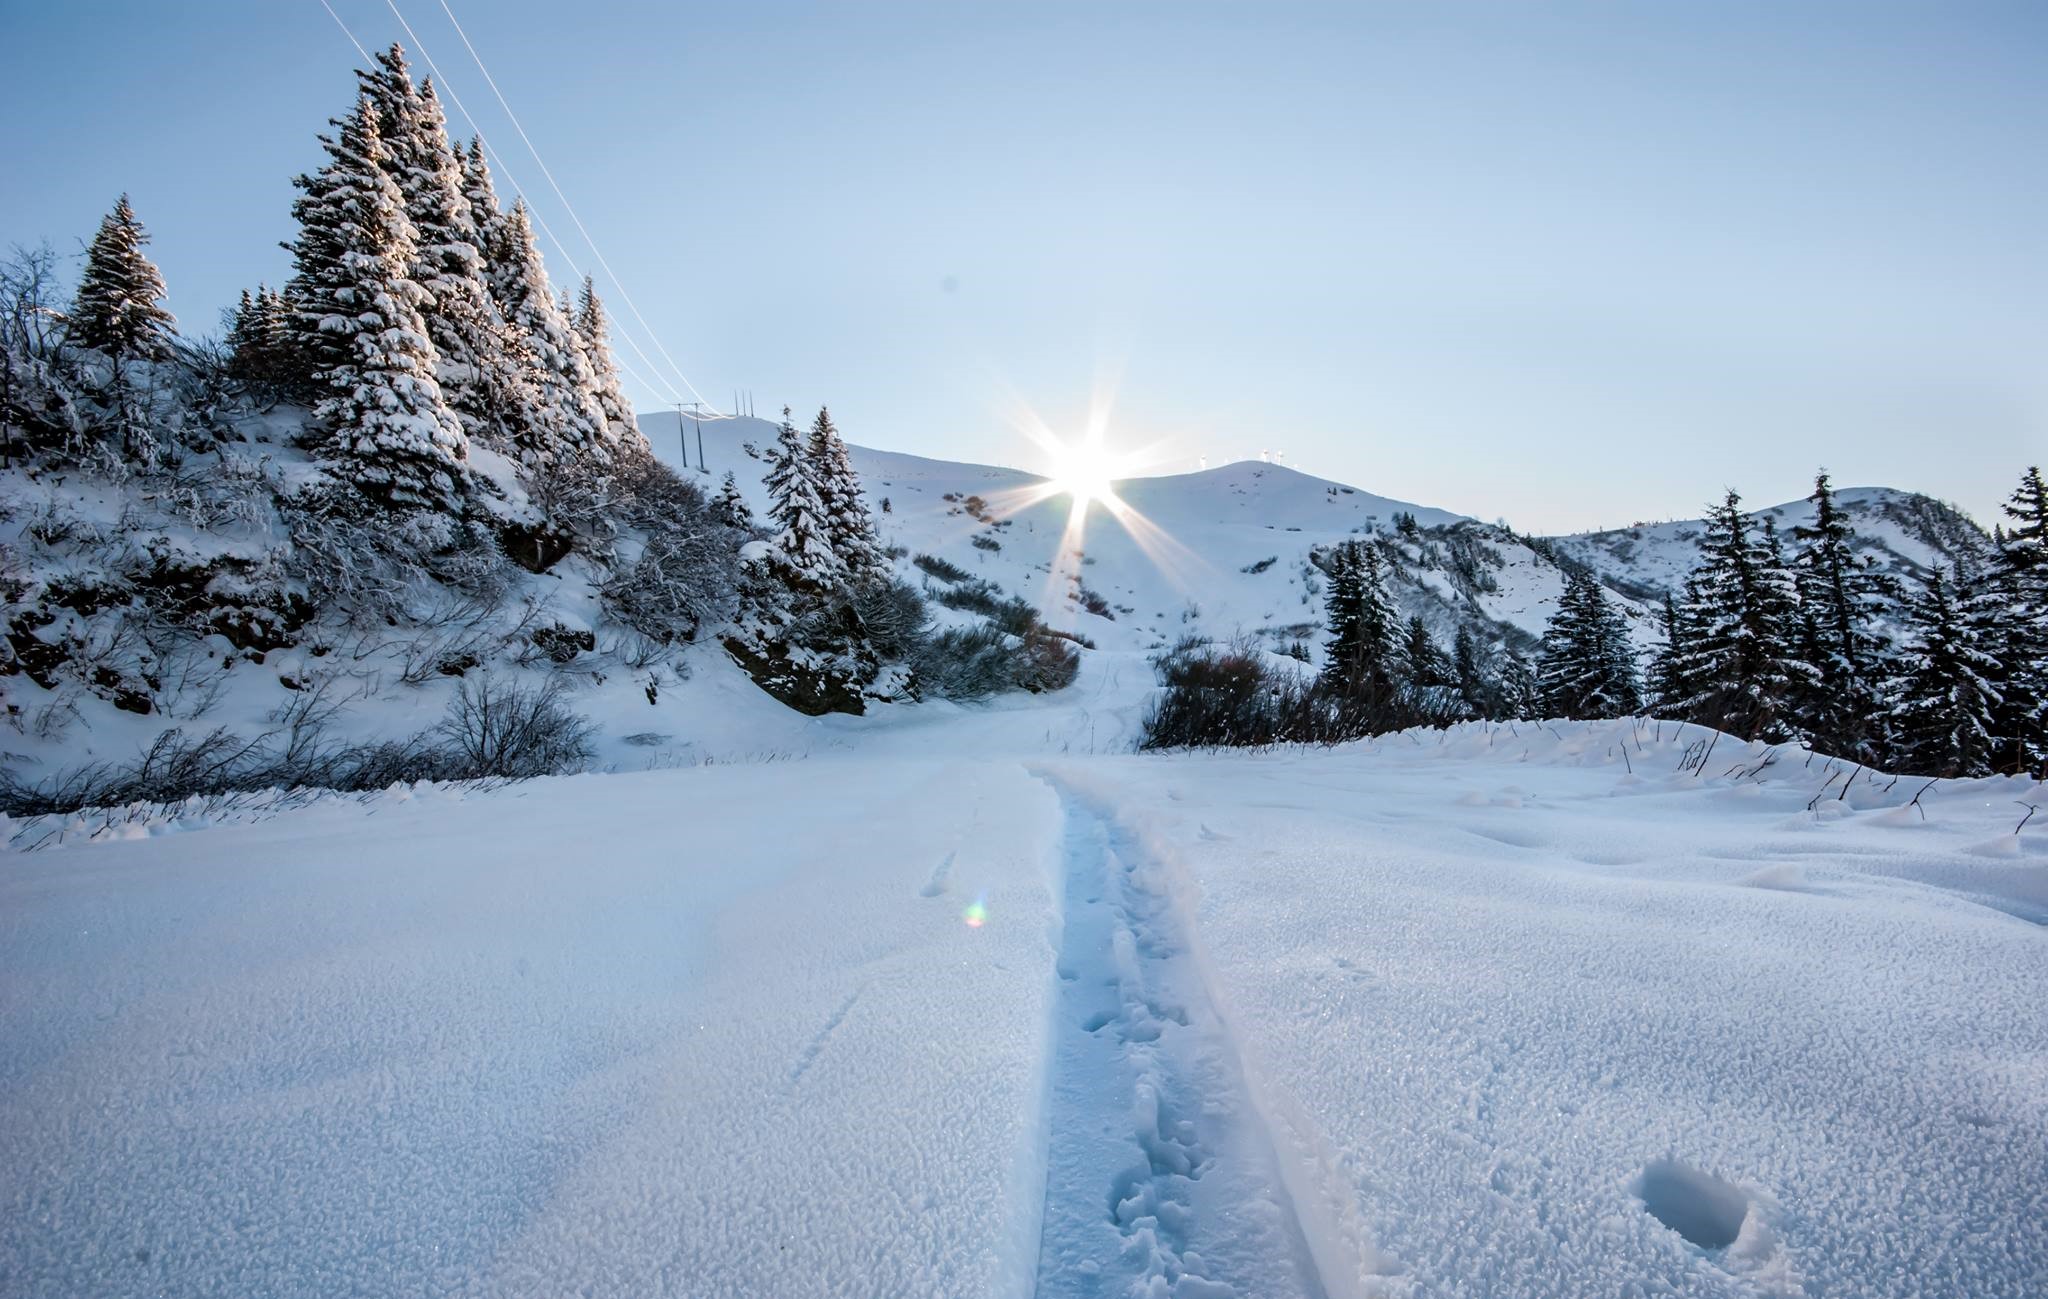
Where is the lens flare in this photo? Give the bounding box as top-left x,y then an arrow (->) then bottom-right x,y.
963,896 -> 988,928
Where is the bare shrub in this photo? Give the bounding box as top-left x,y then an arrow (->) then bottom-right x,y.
434,675 -> 596,780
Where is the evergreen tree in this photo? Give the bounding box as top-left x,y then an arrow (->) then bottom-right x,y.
1493,651 -> 1541,720
355,50 -> 508,448
71,194 -> 176,363
1987,467 -> 2048,774
808,406 -> 887,585
1887,565 -> 2002,777
1537,570 -> 1641,719
762,407 -> 840,590
1319,540 -> 1400,715
482,199 -> 607,469
1320,541 -> 1362,669
1667,490 -> 1816,740
1647,592 -> 1694,712
711,470 -> 755,531
1452,624 -> 1494,717
460,137 -> 502,261
1789,472 -> 1892,759
226,285 -> 295,391
1399,616 -> 1451,688
574,276 -> 640,449
1399,614 -> 1461,719
286,93 -> 468,512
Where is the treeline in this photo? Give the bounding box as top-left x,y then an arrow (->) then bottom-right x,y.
1145,470 -> 2046,780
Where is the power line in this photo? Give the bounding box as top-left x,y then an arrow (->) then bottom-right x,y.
376,0 -> 691,411
317,0 -> 679,408
316,0 -> 730,419
431,0 -> 721,414
315,0 -> 370,60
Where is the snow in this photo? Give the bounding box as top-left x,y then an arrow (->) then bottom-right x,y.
4,701 -> 2044,1297
1,758 -> 1067,1298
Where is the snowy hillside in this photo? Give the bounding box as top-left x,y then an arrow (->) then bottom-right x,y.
642,412 -> 1990,660
5,713 -> 2041,1297
1549,486 -> 1995,607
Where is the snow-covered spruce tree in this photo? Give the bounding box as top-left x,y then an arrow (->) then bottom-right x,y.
764,407 -> 841,590
1494,650 -> 1543,721
807,406 -> 888,586
1646,592 -> 1695,713
1985,466 -> 2048,775
70,195 -> 176,363
1789,471 -> 1893,760
711,470 -> 755,530
1538,569 -> 1641,719
286,93 -> 469,513
226,285 -> 296,394
1452,624 -> 1495,718
1666,490 -> 1816,741
1398,615 -> 1461,720
70,194 -> 178,459
355,49 -> 508,449
573,276 -> 642,450
1886,564 -> 2002,777
722,409 -> 889,714
482,199 -> 607,470
1318,539 -> 1401,727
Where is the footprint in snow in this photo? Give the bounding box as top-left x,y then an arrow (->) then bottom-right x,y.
1197,824 -> 1229,841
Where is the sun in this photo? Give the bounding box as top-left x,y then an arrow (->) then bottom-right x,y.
1046,435 -> 1125,509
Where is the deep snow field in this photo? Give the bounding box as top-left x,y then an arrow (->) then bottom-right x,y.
3,662 -> 2044,1299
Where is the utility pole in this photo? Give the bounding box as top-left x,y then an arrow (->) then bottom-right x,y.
695,420 -> 706,473
675,402 -> 690,469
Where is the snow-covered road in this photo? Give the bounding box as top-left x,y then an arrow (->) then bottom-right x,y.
3,718 -> 2044,1297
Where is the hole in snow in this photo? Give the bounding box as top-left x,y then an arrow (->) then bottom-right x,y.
1633,1159 -> 1750,1250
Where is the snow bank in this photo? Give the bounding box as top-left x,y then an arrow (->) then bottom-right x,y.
1045,721 -> 2047,1298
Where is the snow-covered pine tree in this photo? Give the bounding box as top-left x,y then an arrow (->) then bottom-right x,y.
808,407 -> 887,586
711,470 -> 755,531
460,137 -> 502,259
226,288 -> 260,370
286,93 -> 468,513
482,199 -> 608,470
1667,490 -> 1815,740
1399,615 -> 1451,688
1452,624 -> 1493,717
1886,564 -> 2002,777
355,49 -> 506,448
1320,540 -> 1400,718
1646,592 -> 1694,713
573,276 -> 642,450
1495,650 -> 1543,720
1537,569 -> 1641,719
1399,614 -> 1462,720
70,194 -> 176,363
763,407 -> 841,591
1986,466 -> 2047,774
1319,541 -> 1362,672
1789,471 -> 1893,759
226,286 -> 296,392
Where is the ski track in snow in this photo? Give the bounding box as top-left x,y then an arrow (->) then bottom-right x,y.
921,849 -> 958,898
1031,778 -> 1328,1299
788,987 -> 863,1088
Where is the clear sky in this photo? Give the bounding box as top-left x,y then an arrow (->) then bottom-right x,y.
3,1 -> 2042,531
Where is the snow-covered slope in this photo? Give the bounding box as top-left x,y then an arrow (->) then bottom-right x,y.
642,412 -> 1992,667
5,716 -> 2041,1297
1547,486 -> 1996,607
646,413 -> 1601,655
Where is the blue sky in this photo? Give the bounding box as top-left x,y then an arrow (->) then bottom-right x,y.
2,1 -> 2041,531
